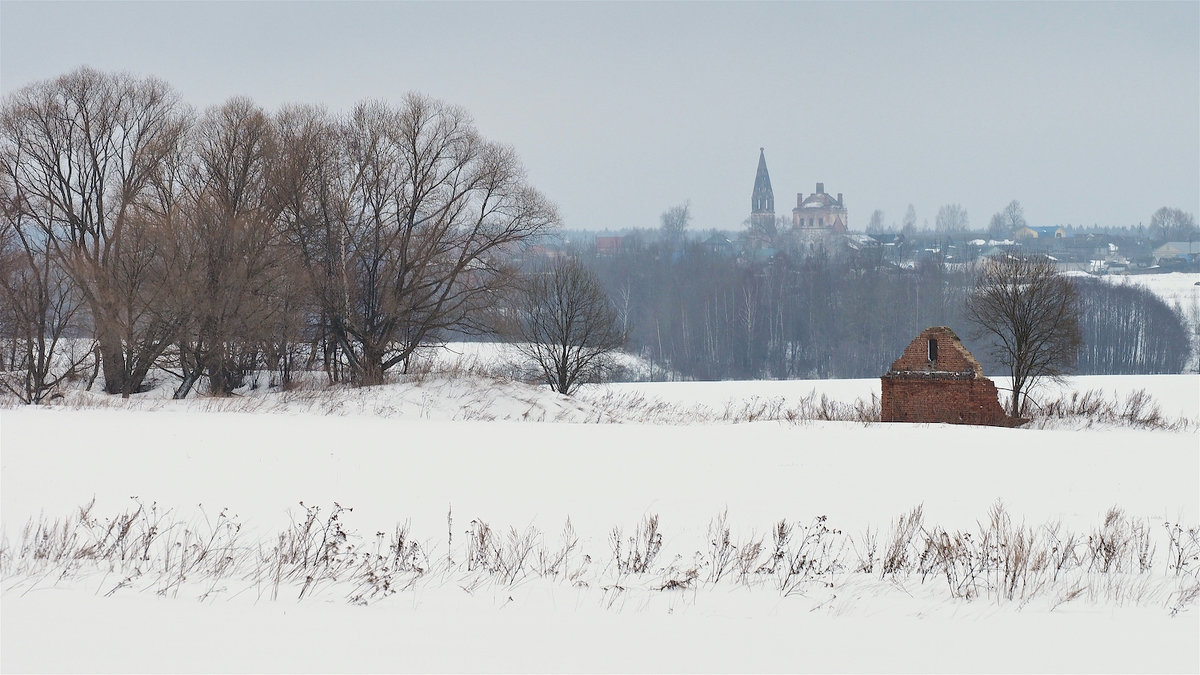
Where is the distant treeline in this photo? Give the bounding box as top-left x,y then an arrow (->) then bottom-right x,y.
582,235 -> 1194,381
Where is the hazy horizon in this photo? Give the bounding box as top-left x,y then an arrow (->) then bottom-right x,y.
3,1 -> 1197,232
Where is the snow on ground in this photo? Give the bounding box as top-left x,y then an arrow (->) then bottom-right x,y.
2,371 -> 1199,673
413,340 -> 658,381
1,588 -> 1190,674
4,406 -> 1196,536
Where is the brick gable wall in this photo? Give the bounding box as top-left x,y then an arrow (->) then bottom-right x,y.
887,326 -> 983,375
881,327 -> 1015,427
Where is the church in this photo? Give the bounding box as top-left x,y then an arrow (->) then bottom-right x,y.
750,148 -> 847,236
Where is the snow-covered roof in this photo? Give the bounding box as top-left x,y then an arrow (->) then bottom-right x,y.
799,193 -> 841,209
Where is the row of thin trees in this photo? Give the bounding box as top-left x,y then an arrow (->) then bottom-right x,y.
584,239 -> 1193,384
1,68 -> 557,401
589,244 -> 974,380
1074,278 -> 1194,375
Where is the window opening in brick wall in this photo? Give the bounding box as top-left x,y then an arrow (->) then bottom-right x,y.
927,338 -> 938,363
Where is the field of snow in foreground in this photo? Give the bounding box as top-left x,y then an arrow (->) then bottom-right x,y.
2,374 -> 1198,673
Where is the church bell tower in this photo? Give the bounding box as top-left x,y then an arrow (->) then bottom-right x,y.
750,147 -> 775,230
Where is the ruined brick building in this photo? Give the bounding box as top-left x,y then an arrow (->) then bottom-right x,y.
881,327 -> 1016,427
792,184 -> 847,234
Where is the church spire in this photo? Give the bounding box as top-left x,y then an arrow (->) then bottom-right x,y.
751,147 -> 775,227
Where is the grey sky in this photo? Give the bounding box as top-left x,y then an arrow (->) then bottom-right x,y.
3,1 -> 1197,232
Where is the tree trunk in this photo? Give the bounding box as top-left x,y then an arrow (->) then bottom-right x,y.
354,342 -> 387,387
174,371 -> 200,400
1009,375 -> 1026,418
97,333 -> 130,396
206,350 -> 240,396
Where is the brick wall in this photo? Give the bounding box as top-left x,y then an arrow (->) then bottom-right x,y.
880,376 -> 1012,426
881,326 -> 1015,427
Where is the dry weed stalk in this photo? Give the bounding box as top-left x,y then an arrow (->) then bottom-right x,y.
3,501 -> 1196,614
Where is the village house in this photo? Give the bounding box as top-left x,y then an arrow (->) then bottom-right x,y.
1152,241 -> 1200,265
1015,225 -> 1067,240
594,235 -> 625,257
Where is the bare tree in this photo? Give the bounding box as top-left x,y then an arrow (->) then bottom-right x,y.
271,104 -> 341,381
965,255 -> 1082,416
511,258 -> 626,395
988,200 -> 1026,240
1148,207 -> 1197,243
660,202 -> 691,243
1,67 -> 191,395
902,204 -> 918,235
0,206 -> 94,403
867,209 -> 885,232
935,203 -> 969,233
285,96 -> 558,386
169,97 -> 289,397
740,214 -> 780,250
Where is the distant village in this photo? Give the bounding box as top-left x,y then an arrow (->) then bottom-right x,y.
549,149 -> 1199,276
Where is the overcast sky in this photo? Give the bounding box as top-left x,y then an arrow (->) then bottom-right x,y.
3,1 -> 1197,232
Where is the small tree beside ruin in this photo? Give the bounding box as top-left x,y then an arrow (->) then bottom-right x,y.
965,254 -> 1082,417
511,258 -> 627,395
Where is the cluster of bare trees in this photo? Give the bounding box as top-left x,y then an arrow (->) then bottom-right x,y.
1073,278 -> 1191,375
934,203 -> 969,233
988,200 -> 1027,240
1148,207 -> 1198,244
1,68 -> 557,400
1,69 -> 189,398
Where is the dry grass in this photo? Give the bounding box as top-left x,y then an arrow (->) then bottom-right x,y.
3,500 -> 1195,615
580,389 -> 882,426
1029,388 -> 1193,431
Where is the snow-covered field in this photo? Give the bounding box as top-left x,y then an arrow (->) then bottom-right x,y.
1100,271 -> 1200,311
2,368 -> 1198,673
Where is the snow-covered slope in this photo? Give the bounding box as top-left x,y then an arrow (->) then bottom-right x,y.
1100,271 -> 1200,310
